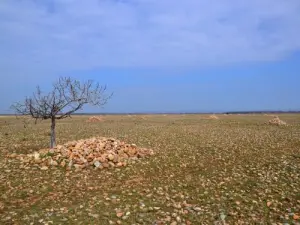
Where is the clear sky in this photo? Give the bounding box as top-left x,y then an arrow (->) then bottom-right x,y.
0,0 -> 299,113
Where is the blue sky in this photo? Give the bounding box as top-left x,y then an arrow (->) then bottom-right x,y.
0,0 -> 300,113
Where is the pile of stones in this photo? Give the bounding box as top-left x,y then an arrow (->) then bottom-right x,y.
8,137 -> 154,170
209,115 -> 219,120
267,116 -> 287,126
86,116 -> 103,122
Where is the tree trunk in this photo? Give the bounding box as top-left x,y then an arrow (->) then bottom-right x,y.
50,116 -> 56,148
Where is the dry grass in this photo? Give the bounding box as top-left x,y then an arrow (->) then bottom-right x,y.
0,114 -> 300,224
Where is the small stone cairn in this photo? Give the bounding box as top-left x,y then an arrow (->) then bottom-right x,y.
8,137 -> 154,171
267,116 -> 287,126
209,115 -> 219,120
86,116 -> 103,122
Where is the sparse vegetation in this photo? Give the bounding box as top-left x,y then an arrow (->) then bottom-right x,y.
0,114 -> 300,224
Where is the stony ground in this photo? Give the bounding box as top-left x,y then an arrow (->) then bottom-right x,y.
0,114 -> 300,225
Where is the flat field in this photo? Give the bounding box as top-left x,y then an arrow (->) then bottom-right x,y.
0,114 -> 300,224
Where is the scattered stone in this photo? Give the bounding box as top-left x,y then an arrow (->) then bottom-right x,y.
94,161 -> 101,168
122,216 -> 128,220
108,154 -> 114,161
74,164 -> 83,170
193,207 -> 202,212
40,166 -> 48,171
60,161 -> 66,167
165,216 -> 172,222
116,212 -> 124,218
0,201 -> 4,211
8,153 -> 17,158
49,159 -> 58,166
88,213 -> 99,219
220,212 -> 226,221
173,203 -> 181,209
116,162 -> 123,167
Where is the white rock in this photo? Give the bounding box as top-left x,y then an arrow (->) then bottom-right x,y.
94,161 -> 101,168
34,152 -> 40,160
40,166 -> 48,170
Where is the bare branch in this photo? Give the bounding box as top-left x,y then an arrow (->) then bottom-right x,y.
12,76 -> 112,120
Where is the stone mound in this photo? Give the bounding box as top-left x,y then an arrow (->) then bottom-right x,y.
87,116 -> 103,122
9,137 -> 154,170
209,115 -> 219,120
267,116 -> 287,126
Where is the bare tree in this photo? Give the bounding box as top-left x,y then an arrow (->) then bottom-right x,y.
11,77 -> 112,148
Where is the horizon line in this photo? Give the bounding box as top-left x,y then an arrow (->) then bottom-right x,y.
1,110 -> 300,116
